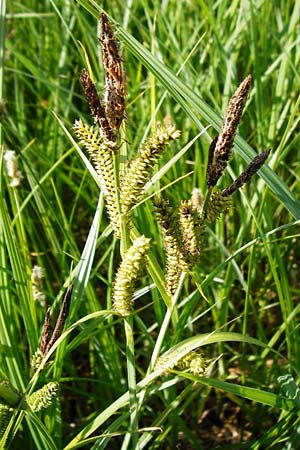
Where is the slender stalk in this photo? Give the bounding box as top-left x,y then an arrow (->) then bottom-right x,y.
119,122 -> 128,179
119,204 -> 139,449
151,271 -> 186,368
116,141 -> 139,449
120,213 -> 130,259
112,151 -> 125,246
136,271 -> 186,415
200,186 -> 213,219
122,316 -> 140,450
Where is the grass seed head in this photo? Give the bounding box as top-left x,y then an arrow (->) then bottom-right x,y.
206,75 -> 252,188
120,124 -> 181,215
222,149 -> 270,197
99,12 -> 126,132
113,236 -> 150,317
80,69 -> 116,143
26,382 -> 59,412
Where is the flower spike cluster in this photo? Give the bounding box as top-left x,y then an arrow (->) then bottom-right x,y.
156,76 -> 270,296
113,236 -> 150,317
26,382 -> 59,412
74,13 -> 126,235
75,15 -> 269,306
154,197 -> 184,296
74,13 -> 181,237
206,75 -> 252,188
80,69 -> 116,145
31,285 -> 73,371
179,200 -> 205,266
99,11 -> 126,132
222,149 -> 270,197
155,196 -> 205,296
0,379 -> 58,443
120,124 -> 181,215
79,12 -> 126,146
203,76 -> 270,219
73,119 -> 120,236
155,348 -> 207,376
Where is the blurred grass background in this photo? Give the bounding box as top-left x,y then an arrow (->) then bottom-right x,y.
1,0 -> 300,448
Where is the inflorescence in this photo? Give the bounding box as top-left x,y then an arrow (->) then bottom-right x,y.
73,12 -> 270,312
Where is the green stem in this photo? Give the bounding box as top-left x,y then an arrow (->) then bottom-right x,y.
130,224 -> 171,309
123,315 -> 140,450
113,150 -> 130,256
114,143 -> 139,448
152,271 -> 186,369
136,271 -> 186,414
120,213 -> 130,257
200,186 -> 213,219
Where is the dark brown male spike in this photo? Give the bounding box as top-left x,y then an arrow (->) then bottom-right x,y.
99,12 -> 126,132
207,75 -> 252,188
80,68 -> 116,143
44,284 -> 73,355
222,149 -> 270,197
39,308 -> 51,355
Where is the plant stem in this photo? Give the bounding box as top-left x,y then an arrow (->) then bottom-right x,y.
123,315 -> 140,450
200,186 -> 213,219
115,143 -> 139,448
136,271 -> 186,414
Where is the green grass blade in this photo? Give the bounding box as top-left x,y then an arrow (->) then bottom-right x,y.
188,375 -> 296,412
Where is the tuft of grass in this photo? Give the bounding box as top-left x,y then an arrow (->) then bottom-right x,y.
1,1 -> 300,449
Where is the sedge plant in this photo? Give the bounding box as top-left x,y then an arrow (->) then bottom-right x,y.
72,12 -> 269,449
1,2 -> 300,449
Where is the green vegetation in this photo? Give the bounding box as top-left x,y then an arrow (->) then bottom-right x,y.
1,1 -> 300,448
